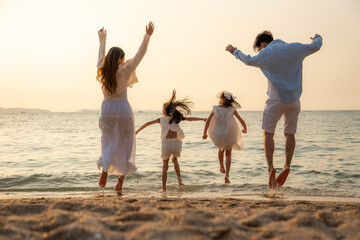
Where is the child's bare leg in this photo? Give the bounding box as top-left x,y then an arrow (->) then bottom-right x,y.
162,159 -> 169,192
172,157 -> 183,186
218,149 -> 225,173
99,171 -> 108,188
225,149 -> 232,183
115,175 -> 125,193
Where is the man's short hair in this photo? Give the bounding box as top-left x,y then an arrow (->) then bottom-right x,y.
253,31 -> 274,52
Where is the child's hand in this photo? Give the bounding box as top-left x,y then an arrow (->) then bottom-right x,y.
135,130 -> 139,135
242,129 -> 247,134
203,133 -> 208,139
203,118 -> 207,122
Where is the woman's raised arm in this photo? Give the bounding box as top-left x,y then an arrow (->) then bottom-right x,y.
97,27 -> 107,69
125,22 -> 154,72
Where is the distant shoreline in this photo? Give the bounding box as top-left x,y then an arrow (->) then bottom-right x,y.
1,107 -> 359,114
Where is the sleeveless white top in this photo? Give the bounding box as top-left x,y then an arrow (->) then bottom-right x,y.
208,106 -> 242,151
160,116 -> 185,143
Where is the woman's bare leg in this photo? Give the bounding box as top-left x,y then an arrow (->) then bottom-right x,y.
99,171 -> 108,188
115,175 -> 125,193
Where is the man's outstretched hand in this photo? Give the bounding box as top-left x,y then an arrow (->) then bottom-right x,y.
310,34 -> 322,41
225,44 -> 237,55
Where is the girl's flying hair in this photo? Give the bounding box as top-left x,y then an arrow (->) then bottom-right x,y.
163,90 -> 193,124
217,91 -> 241,109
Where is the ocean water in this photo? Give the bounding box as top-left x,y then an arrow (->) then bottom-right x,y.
0,110 -> 359,199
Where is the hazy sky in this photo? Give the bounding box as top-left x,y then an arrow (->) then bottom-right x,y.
1,0 -> 359,111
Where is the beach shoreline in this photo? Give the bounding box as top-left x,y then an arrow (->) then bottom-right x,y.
1,189 -> 360,203
0,195 -> 359,240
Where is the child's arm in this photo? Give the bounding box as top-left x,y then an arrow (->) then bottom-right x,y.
184,117 -> 207,122
136,118 -> 160,135
202,111 -> 214,139
234,110 -> 247,133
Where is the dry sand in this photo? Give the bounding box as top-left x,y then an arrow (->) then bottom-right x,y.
0,195 -> 359,240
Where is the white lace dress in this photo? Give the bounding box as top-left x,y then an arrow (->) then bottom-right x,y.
96,33 -> 150,176
208,106 -> 242,151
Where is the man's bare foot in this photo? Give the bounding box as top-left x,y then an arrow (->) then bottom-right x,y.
276,167 -> 290,186
225,176 -> 230,183
268,168 -> 277,189
178,178 -> 184,187
115,175 -> 124,193
99,171 -> 108,188
220,166 -> 225,174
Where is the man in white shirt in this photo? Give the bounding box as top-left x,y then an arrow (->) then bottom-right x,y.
226,31 -> 322,189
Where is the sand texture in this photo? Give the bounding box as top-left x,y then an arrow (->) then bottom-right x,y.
0,196 -> 359,240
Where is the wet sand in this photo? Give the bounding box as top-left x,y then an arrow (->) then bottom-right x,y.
0,195 -> 359,240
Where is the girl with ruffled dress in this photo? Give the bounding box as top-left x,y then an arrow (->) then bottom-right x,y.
203,91 -> 247,184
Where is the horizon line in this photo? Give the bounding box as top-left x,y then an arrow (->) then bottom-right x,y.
1,107 -> 359,113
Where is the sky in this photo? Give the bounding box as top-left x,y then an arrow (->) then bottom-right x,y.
0,0 -> 359,112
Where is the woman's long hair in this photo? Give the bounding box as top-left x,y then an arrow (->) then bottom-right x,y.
163,90 -> 193,124
96,47 -> 125,95
218,91 -> 241,109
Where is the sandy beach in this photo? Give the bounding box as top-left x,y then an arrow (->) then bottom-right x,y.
0,195 -> 359,240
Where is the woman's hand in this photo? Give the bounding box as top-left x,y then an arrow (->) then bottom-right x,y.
146,22 -> 155,36
98,27 -> 107,43
242,128 -> 247,134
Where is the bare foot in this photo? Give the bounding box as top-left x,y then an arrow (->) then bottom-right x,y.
115,175 -> 124,193
268,168 -> 277,189
220,166 -> 225,174
276,167 -> 290,186
99,171 -> 108,188
225,176 -> 230,183
178,178 -> 184,187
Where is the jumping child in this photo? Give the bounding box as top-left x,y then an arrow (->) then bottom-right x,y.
203,91 -> 247,183
136,90 -> 206,192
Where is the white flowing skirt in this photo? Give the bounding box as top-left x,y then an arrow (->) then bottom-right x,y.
208,117 -> 242,151
96,99 -> 137,176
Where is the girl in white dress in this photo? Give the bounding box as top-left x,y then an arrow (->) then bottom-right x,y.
136,90 -> 206,192
203,91 -> 247,184
96,22 -> 154,193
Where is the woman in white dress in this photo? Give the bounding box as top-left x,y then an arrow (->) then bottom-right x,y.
96,22 -> 154,193
203,91 -> 247,184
